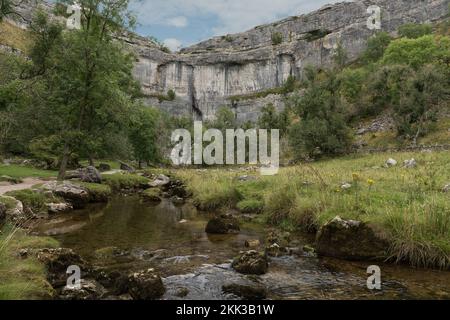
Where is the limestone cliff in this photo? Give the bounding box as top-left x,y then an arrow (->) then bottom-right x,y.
130,0 -> 449,122
3,0 -> 449,122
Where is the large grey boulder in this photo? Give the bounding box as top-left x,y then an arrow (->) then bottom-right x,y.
42,181 -> 90,209
316,216 -> 389,261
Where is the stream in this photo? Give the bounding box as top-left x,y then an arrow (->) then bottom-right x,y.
31,196 -> 450,300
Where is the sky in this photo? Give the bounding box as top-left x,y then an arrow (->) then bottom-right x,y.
129,0 -> 343,52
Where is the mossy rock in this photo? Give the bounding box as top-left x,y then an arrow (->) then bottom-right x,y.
79,182 -> 112,203
141,188 -> 162,203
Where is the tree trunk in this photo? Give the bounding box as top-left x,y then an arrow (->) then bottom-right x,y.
88,155 -> 94,166
58,145 -> 70,181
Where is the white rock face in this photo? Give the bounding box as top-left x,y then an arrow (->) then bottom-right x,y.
10,0 -> 450,121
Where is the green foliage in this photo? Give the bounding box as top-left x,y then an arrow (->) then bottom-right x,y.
382,35 -> 450,69
271,32 -> 283,45
236,199 -> 264,213
399,23 -> 433,39
304,29 -> 331,42
0,164 -> 57,178
0,0 -> 13,21
5,189 -> 61,214
258,103 -> 290,135
129,106 -> 161,165
0,223 -> 58,299
167,89 -> 176,101
79,182 -> 112,202
213,106 -> 237,131
362,31 -> 392,63
288,71 -> 353,159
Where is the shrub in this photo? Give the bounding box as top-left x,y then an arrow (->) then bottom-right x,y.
399,23 -> 433,39
167,89 -> 176,101
271,32 -> 283,45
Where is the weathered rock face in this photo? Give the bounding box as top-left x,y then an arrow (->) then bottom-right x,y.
6,0 -> 449,121
131,0 -> 448,121
42,181 -> 90,209
316,216 -> 389,260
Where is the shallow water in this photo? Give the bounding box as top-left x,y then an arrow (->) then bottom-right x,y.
32,196 -> 450,300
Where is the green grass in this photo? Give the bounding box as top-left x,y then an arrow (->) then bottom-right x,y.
78,182 -> 112,202
4,189 -> 63,214
103,173 -> 149,191
0,165 -> 57,179
0,224 -> 58,300
176,151 -> 450,269
0,195 -> 18,210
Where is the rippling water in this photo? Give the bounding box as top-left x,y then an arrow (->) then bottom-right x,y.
32,196 -> 450,300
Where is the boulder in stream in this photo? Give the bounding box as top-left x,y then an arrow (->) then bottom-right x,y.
232,250 -> 268,275
127,268 -> 165,300
316,216 -> 389,261
205,214 -> 240,234
60,279 -> 106,300
36,248 -> 88,287
42,181 -> 90,209
222,282 -> 267,300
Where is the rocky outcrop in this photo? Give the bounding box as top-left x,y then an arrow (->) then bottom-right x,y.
132,0 -> 448,121
205,214 -> 240,234
65,166 -> 102,184
36,248 -> 88,287
127,269 -> 165,300
232,250 -> 269,275
42,181 -> 90,209
60,279 -> 107,300
9,0 -> 448,122
316,216 -> 389,261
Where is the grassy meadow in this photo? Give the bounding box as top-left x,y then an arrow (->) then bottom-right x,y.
174,151 -> 450,269
0,224 -> 58,299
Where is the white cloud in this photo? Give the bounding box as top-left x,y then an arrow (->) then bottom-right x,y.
130,0 -> 343,36
163,38 -> 183,52
166,16 -> 188,28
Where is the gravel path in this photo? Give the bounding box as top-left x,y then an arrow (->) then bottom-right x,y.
0,178 -> 52,195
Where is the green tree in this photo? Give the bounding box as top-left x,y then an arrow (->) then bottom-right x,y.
289,71 -> 353,159
398,23 -> 433,39
362,31 -> 392,63
29,0 -> 140,179
382,35 -> 450,69
213,106 -> 237,131
129,106 -> 161,167
392,64 -> 448,142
